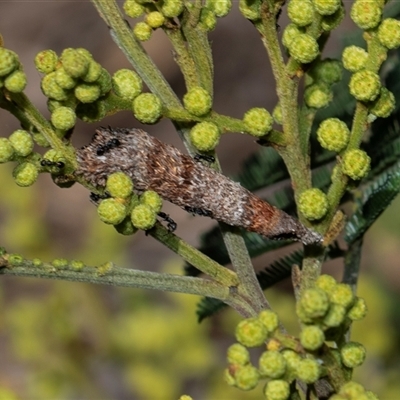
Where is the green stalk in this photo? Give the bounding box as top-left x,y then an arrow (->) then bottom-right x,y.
164,27 -> 201,90
320,102 -> 369,233
208,112 -> 246,133
256,6 -> 311,196
347,102 -> 369,150
1,250 -> 260,317
319,30 -> 387,234
0,255 -> 231,300
181,4 -> 214,94
149,223 -> 238,287
91,0 -> 183,111
255,5 -> 323,292
299,247 -> 326,295
5,92 -> 77,168
219,224 -> 269,315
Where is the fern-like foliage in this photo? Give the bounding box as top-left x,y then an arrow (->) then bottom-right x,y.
345,162 -> 400,244
364,56 -> 400,180
256,248 -> 304,289
366,115 -> 400,178
196,297 -> 228,323
236,146 -> 289,192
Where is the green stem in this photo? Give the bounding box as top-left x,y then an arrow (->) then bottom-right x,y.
365,31 -> 387,73
320,102 -> 369,234
181,5 -> 214,94
320,345 -> 348,393
90,0 -> 183,110
103,92 -> 132,115
0,251 -> 260,318
298,105 -> 318,156
219,223 -> 269,315
0,255 -> 230,300
209,112 -> 246,133
164,108 -> 197,122
91,0 -> 199,156
164,26 -> 200,90
299,245 -> 326,295
5,92 -> 77,169
0,92 -> 34,131
149,223 -> 238,287
207,149 -> 267,317
255,5 -> 322,296
256,7 -> 311,196
347,102 -> 369,150
224,290 -> 263,318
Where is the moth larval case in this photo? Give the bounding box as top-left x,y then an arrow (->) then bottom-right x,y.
75,127 -> 322,245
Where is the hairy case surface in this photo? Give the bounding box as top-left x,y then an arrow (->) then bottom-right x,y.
76,128 -> 322,245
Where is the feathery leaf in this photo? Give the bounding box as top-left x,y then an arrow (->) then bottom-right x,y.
345,162 -> 400,244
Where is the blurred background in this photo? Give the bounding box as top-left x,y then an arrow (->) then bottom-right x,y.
0,1 -> 399,399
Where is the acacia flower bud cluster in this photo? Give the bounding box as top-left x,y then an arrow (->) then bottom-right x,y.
95,171 -> 165,235
200,0 -> 232,30
225,275 -> 370,398
35,48 -> 112,126
298,188 -> 329,221
335,381 -> 379,400
112,69 -> 142,101
243,108 -> 273,138
346,66 -> 394,120
225,308 -> 323,396
0,129 -> 41,187
2,247 -> 114,277
282,0 -> 344,68
343,3 -> 397,121
184,88 -> 275,149
280,2 -> 347,110
297,275 -> 368,370
298,275 -> 368,327
183,87 -> 218,150
124,0 -> 184,41
341,149 -> 371,181
0,46 -> 27,93
304,58 -> 342,110
132,92 -> 163,124
316,116 -> 373,183
124,0 -> 231,40
317,118 -> 350,153
350,0 -> 382,31
190,122 -> 220,151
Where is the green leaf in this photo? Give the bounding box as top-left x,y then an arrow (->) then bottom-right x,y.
196,297 -> 227,323
236,146 -> 289,192
256,248 -> 304,289
364,83 -> 400,180
345,163 -> 400,244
